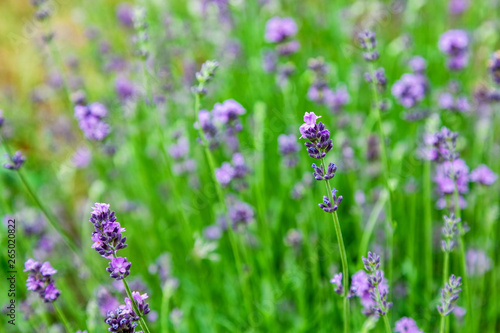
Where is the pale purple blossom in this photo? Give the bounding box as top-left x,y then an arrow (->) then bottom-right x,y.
470,165 -> 498,185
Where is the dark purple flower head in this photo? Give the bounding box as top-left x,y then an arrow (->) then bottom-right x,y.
361,252 -> 392,316
449,0 -> 469,15
299,112 -> 333,159
3,151 -> 25,170
439,30 -> 468,70
431,127 -> 459,162
488,51 -> 500,84
318,188 -> 342,213
24,259 -> 60,303
228,201 -> 254,228
115,77 -> 136,101
265,17 -> 298,43
470,164 -> 498,185
74,103 -> 110,141
394,317 -> 423,333
434,158 -> 469,195
89,203 -> 127,259
330,273 -> 344,295
212,99 -> 245,125
311,162 -> 337,180
437,274 -> 462,316
105,304 -> 138,332
358,30 -> 377,50
391,73 -> 426,108
107,256 -> 131,280
277,40 -> 300,56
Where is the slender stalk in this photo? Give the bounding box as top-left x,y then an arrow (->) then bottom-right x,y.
423,160 -> 433,305
320,158 -> 349,333
451,175 -> 471,328
53,302 -> 73,332
367,63 -> 394,288
193,92 -> 255,326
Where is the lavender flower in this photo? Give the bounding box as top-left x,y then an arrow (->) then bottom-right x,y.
116,3 -> 134,27
348,269 -> 390,316
212,99 -> 245,126
431,127 -> 459,162
438,92 -> 470,112
449,0 -> 469,15
105,304 -> 138,332
125,291 -> 151,317
90,203 -> 128,261
394,317 -> 423,333
438,30 -> 469,70
24,259 -> 60,303
434,158 -> 469,194
441,214 -> 460,252
215,162 -> 234,186
107,257 -> 131,280
278,134 -> 299,167
228,201 -> 254,228
325,87 -> 350,113
408,56 -> 427,74
391,73 -> 426,108
488,51 -> 500,84
3,151 -> 25,170
311,162 -> 337,180
466,249 -> 492,276
96,287 -> 120,316
330,273 -> 344,295
299,112 -> 332,159
74,103 -> 110,141
318,188 -> 343,213
358,30 -> 379,62
72,146 -> 92,169
284,229 -> 302,248
437,274 -> 462,316
470,165 -> 498,185
277,40 -> 301,56
361,252 -> 392,316
264,17 -> 298,43
115,76 -> 136,101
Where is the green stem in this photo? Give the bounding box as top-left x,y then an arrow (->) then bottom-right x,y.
374,285 -> 391,333
423,160 -> 433,306
53,302 -> 73,332
320,158 -> 350,333
451,173 -> 471,329
367,62 -> 394,288
193,92 -> 255,326
358,189 -> 388,260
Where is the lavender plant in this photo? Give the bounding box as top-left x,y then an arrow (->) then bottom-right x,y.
89,203 -> 151,333
299,111 -> 350,333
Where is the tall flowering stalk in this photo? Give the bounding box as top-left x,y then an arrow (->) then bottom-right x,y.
89,203 -> 151,333
299,112 -> 350,333
431,127 -> 471,323
192,60 -> 255,325
358,30 -> 394,286
362,252 -> 392,333
438,274 -> 463,333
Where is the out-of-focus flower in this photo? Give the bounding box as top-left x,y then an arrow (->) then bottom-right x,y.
438,30 -> 468,70
391,73 -> 426,108
466,249 -> 492,276
470,164 -> 498,185
74,103 -> 110,141
437,274 -> 462,316
24,259 -> 60,303
394,317 -> 423,333
72,146 -> 91,169
330,273 -> 343,295
265,17 -> 298,43
449,0 -> 469,15
3,151 -> 25,170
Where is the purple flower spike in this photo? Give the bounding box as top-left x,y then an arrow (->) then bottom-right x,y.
24,259 -> 60,303
228,201 -> 254,228
311,163 -> 337,180
215,162 -> 235,186
439,30 -> 469,71
394,317 -> 423,333
3,151 -> 25,170
278,134 -> 299,167
318,188 -> 343,213
105,304 -> 138,332
265,17 -> 298,43
470,164 -> 498,185
74,103 -> 110,141
488,51 -> 500,84
361,252 -> 392,316
107,257 -> 131,280
330,273 -> 344,295
391,73 -> 426,108
89,203 -> 128,259
437,274 -> 462,316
